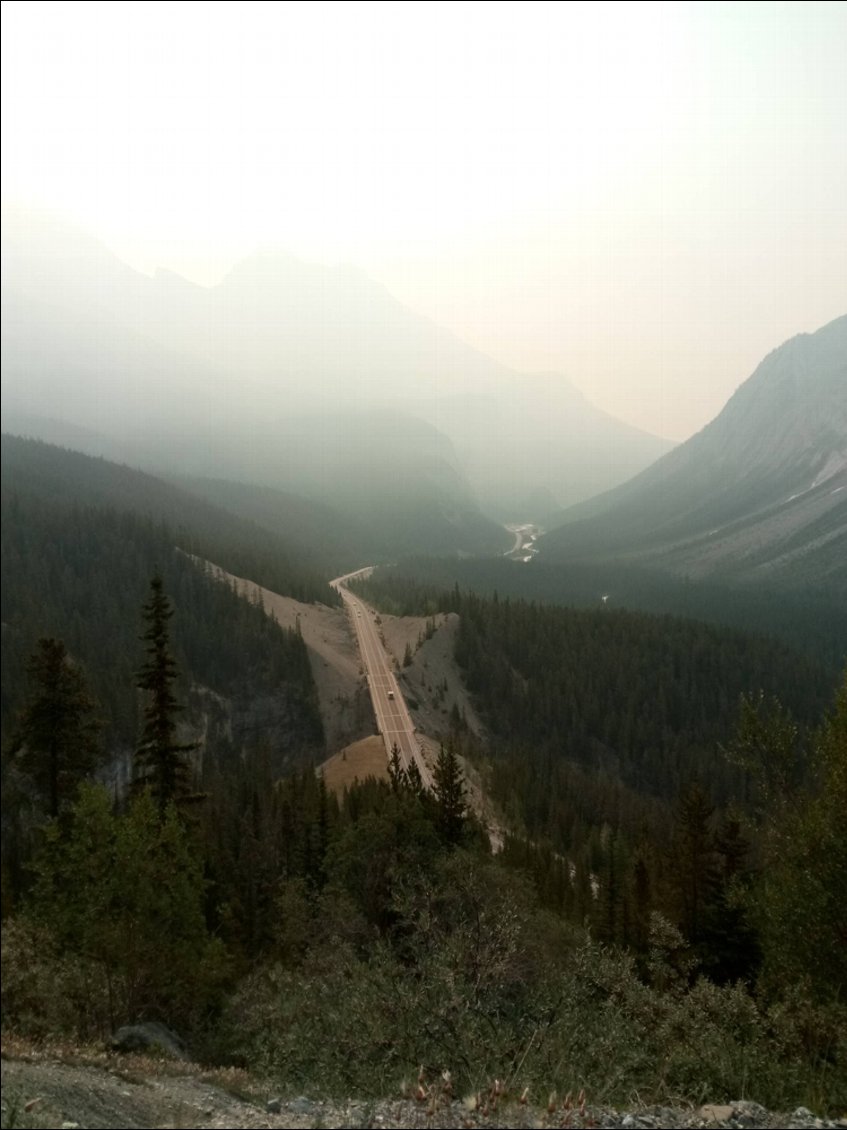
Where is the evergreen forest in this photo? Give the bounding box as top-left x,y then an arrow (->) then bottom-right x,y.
1,437 -> 845,1116
358,553 -> 847,675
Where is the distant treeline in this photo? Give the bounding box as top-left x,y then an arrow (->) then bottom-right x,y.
1,435 -> 341,605
355,554 -> 847,674
350,564 -> 836,851
1,441 -> 843,1110
1,437 -> 328,760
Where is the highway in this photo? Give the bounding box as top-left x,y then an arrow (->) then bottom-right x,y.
331,569 -> 434,790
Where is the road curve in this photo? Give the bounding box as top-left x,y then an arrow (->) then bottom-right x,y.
331,569 -> 434,790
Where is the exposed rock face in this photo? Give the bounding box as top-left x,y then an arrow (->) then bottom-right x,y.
543,316 -> 847,592
110,1022 -> 188,1060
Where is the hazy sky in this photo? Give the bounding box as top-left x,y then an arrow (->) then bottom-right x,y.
2,0 -> 845,440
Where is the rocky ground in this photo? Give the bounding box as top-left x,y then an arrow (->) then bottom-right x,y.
2,1045 -> 844,1130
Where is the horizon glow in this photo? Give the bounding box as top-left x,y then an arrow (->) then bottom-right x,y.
2,0 -> 846,441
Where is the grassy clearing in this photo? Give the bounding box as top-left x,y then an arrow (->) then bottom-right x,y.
320,736 -> 389,794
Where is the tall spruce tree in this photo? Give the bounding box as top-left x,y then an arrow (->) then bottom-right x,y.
134,574 -> 198,816
10,638 -> 101,817
670,780 -> 721,946
432,742 -> 467,847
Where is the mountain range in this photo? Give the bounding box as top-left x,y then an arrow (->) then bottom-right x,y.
1,205 -> 673,538
2,205 -> 845,597
542,315 -> 847,597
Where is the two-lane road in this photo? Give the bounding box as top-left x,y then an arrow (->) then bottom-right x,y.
331,570 -> 433,790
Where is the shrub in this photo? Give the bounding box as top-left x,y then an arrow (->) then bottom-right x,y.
21,783 -> 229,1034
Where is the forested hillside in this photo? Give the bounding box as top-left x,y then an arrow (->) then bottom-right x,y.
351,569 -> 832,806
171,474 -> 376,576
4,682 -> 844,1113
449,593 -> 828,796
353,554 -> 847,674
1,438 -> 326,765
2,455 -> 844,1115
350,568 -> 842,979
1,435 -> 341,602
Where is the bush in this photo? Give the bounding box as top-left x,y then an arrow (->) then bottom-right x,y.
220,895 -> 845,1112
21,783 -> 229,1035
1,916 -> 112,1040
223,853 -> 566,1095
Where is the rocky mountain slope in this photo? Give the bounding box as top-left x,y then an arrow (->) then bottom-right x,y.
542,315 -> 847,594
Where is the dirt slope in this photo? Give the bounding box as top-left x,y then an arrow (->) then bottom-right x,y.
196,561 -> 371,753
196,561 -> 502,842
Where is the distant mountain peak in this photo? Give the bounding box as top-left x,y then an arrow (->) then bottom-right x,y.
218,247 -> 383,302
542,314 -> 847,594
152,266 -> 198,289
2,209 -> 675,518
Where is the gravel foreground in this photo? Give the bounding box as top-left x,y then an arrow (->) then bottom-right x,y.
2,1052 -> 845,1130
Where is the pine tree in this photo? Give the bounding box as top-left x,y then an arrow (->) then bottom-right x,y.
134,574 -> 198,816
387,743 -> 405,792
432,742 -> 467,847
404,756 -> 425,798
10,638 -> 101,817
388,743 -> 425,798
670,780 -> 720,946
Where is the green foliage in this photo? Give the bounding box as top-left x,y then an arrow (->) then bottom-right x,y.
355,567 -> 840,968
0,914 -> 112,1040
223,859 -> 846,1110
387,743 -> 425,800
25,783 -> 228,1033
134,575 -> 198,814
724,690 -> 802,815
448,591 -> 826,804
201,757 -> 338,961
2,640 -> 101,915
2,437 -> 843,1109
432,743 -> 468,848
1,434 -> 339,604
325,783 -> 441,937
8,639 -> 102,818
748,674 -> 847,1003
354,554 -> 847,674
669,782 -> 721,947
1,480 -> 325,764
354,569 -> 830,827
224,853 -> 563,1095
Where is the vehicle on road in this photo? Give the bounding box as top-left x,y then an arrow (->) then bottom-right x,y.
388,690 -> 395,700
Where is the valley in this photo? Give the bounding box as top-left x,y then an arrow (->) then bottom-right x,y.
503,523 -> 543,561
3,7 -> 846,1122
1,220 -> 845,1124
